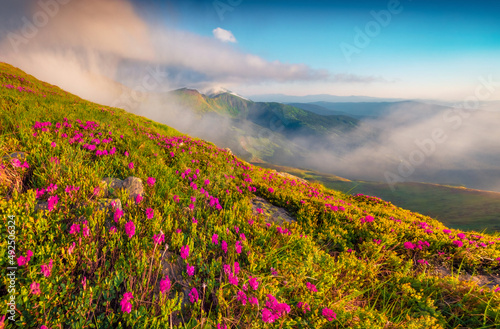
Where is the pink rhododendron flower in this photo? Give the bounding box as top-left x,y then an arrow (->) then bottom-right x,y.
68,242 -> 76,255
41,259 -> 53,277
297,302 -> 310,314
110,226 -> 117,234
120,292 -> 133,313
189,288 -> 199,303
11,158 -> 22,167
135,194 -> 143,204
146,208 -> 154,219
212,234 -> 219,245
249,276 -> 259,290
30,281 -> 41,295
180,245 -> 190,259
191,217 -> 198,224
69,223 -> 80,235
404,241 -> 415,250
322,307 -> 336,321
453,240 -> 463,247
153,233 -> 165,245
221,240 -> 228,254
217,324 -> 227,329
82,276 -> 87,290
47,195 -> 58,211
160,275 -> 171,294
236,291 -> 247,305
235,241 -> 242,254
125,221 -> 135,238
187,264 -> 195,276
128,162 -> 134,169
249,296 -> 259,306
306,282 -> 318,292
51,141 -> 56,147
147,177 -> 156,186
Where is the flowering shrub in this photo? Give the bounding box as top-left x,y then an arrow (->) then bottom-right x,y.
0,63 -> 499,328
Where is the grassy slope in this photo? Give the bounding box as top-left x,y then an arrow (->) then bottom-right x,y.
1,62 -> 500,328
254,162 -> 500,233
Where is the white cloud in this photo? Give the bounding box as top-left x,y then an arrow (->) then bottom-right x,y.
212,27 -> 237,43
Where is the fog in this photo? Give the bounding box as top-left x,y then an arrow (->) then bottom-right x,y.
291,102 -> 500,192
1,0 -> 500,192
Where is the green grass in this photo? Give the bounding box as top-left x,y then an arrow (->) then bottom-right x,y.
1,62 -> 500,328
254,162 -> 500,233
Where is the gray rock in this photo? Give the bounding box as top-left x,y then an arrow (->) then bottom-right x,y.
100,176 -> 143,200
122,176 -> 143,200
100,178 -> 123,197
250,197 -> 296,224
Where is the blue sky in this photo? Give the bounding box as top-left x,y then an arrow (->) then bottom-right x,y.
1,0 -> 499,101
128,0 -> 500,100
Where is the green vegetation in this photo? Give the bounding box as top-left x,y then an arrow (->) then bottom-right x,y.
254,162 -> 500,233
1,62 -> 500,328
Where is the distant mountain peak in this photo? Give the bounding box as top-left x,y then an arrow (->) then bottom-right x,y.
204,86 -> 249,101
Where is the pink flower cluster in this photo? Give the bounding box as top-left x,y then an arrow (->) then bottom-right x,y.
41,259 -> 53,277
17,249 -> 33,266
261,295 -> 291,323
120,292 -> 133,313
10,158 -> 29,169
160,275 -> 171,294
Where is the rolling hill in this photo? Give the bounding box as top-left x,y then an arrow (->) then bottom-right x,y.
1,62 -> 500,328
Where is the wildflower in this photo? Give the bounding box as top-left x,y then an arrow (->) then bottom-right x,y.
173,195 -> 180,203
495,286 -> 500,293
51,141 -> 56,147
248,276 -> 259,290
160,275 -> 171,294
135,194 -> 143,204
124,151 -> 129,156
30,281 -> 41,295
262,308 -> 275,323
249,296 -> 259,306
297,301 -> 310,314
68,242 -> 76,254
306,282 -> 318,293
41,259 -> 53,277
153,232 -> 165,245
69,223 -> 80,235
120,292 -> 133,313
212,233 -> 219,245
233,261 -> 240,275
147,177 -> 156,186
221,240 -> 228,254
82,276 -> 87,290
453,240 -> 463,247
417,259 -> 429,266
271,267 -> 278,276
109,226 -> 117,234
180,245 -> 190,259
187,264 -> 195,276
189,288 -> 199,303
457,233 -> 467,239
443,229 -> 451,234
191,217 -> 198,224
240,233 -> 246,241
403,241 -> 415,250
125,221 -> 135,238
35,188 -> 46,199
322,307 -> 336,321
188,203 -> 195,210
228,273 -> 239,285
128,162 -> 134,169
204,179 -> 210,186
217,324 -> 227,329
17,256 -> 28,266
47,195 -> 58,211
146,208 -> 154,219
11,158 -> 22,167
235,241 -> 242,254
236,291 -> 247,305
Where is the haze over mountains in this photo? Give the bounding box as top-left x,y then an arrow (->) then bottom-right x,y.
123,86 -> 500,193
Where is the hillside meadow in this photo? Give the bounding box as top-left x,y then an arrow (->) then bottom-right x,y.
1,62 -> 500,328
